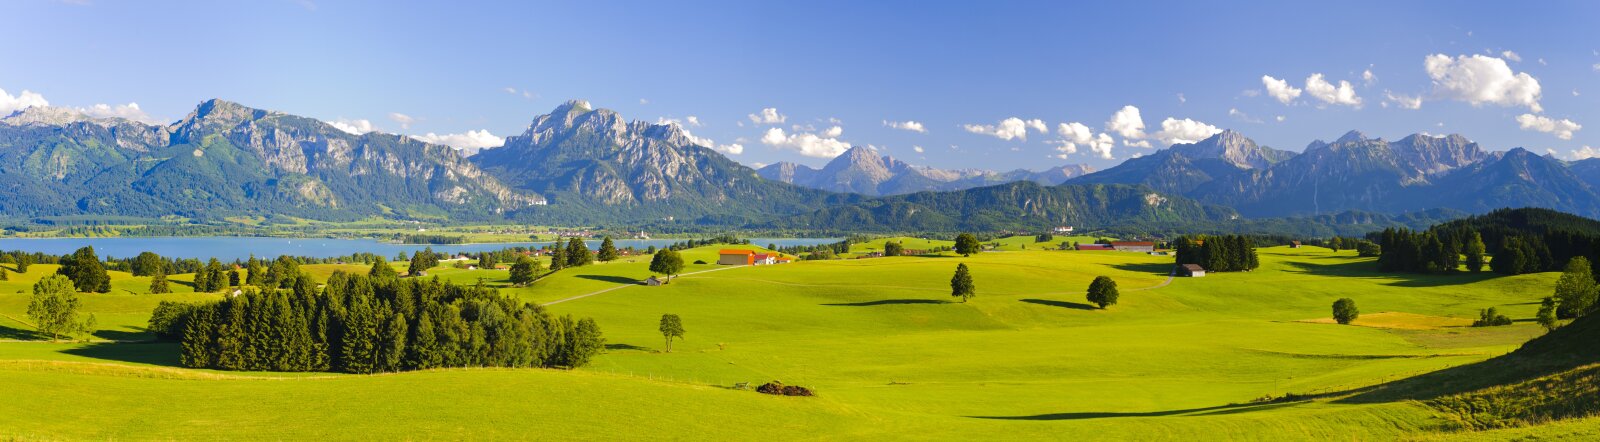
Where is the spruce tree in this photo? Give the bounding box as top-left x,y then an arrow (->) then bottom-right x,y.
369,256 -> 398,279
549,241 -> 568,271
1463,231 -> 1487,272
950,263 -> 976,302
246,256 -> 265,286
566,237 -> 592,267
597,236 -> 619,262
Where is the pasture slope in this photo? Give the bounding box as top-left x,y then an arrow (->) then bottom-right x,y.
0,239 -> 1592,440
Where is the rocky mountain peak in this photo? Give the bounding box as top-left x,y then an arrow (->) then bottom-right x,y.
1335,130 -> 1371,144
2,106 -> 91,126
1170,129 -> 1287,169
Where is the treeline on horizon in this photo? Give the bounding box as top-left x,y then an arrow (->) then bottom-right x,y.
1372,208 -> 1600,276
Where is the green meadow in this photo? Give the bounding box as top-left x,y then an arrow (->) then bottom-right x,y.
0,240 -> 1583,440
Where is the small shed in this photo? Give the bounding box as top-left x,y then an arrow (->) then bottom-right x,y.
1290,241 -> 1302,248
644,276 -> 665,286
1179,264 -> 1206,277
1076,244 -> 1115,251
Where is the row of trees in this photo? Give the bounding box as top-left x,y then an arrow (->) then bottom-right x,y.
172,270 -> 604,373
1173,235 -> 1260,272
1374,228 -> 1493,273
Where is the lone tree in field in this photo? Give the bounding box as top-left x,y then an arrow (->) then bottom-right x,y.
28,275 -> 92,342
1554,256 -> 1597,319
649,249 -> 685,281
1086,276 -> 1120,309
955,233 -> 981,257
1463,232 -> 1487,272
57,246 -> 111,293
0,264 -> 7,281
597,236 -> 620,262
1332,298 -> 1359,325
950,263 -> 976,302
16,254 -> 30,274
149,271 -> 171,294
509,256 -> 542,286
658,314 -> 685,352
478,253 -> 497,270
1537,297 -> 1560,331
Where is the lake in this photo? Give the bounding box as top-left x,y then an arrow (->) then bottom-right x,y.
0,237 -> 842,261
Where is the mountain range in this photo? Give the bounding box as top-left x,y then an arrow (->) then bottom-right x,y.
5,98 -> 1600,231
756,146 -> 1094,196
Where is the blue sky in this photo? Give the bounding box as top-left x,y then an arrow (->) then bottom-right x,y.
3,0 -> 1599,171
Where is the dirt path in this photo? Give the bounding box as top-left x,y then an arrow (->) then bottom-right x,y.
540,265 -> 746,306
1128,269 -> 1177,292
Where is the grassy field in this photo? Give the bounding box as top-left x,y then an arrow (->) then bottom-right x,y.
0,245 -> 1588,440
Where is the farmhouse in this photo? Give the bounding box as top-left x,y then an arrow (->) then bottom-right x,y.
718,249 -> 755,265
1111,241 -> 1156,252
1053,226 -> 1074,233
643,276 -> 665,286
1076,244 -> 1115,251
752,253 -> 777,265
1179,264 -> 1206,277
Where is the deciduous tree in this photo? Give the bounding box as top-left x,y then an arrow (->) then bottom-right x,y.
1087,276 -> 1119,309
954,233 -> 981,257
28,275 -> 90,342
1332,298 -> 1359,325
659,314 -> 684,352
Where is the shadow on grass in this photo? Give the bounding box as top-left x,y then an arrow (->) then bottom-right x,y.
574,274 -> 643,285
1109,262 -> 1175,276
605,343 -> 653,352
0,322 -> 41,340
968,401 -> 1287,420
822,299 -> 952,307
1019,298 -> 1097,311
92,328 -> 152,342
1279,259 -> 1501,288
62,342 -> 184,367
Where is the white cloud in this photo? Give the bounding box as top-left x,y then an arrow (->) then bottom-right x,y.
963,117 -> 1046,141
657,117 -> 742,154
1425,54 -> 1543,112
503,87 -> 536,99
1242,89 -> 1261,98
1570,146 -> 1600,160
823,125 -> 843,138
1515,113 -> 1581,140
1304,73 -> 1363,107
410,129 -> 505,152
639,98 -> 649,105
884,120 -> 927,133
1362,68 -> 1376,85
0,87 -> 49,115
912,145 -> 924,153
1227,108 -> 1262,124
1106,105 -> 1146,141
760,127 -> 851,158
1501,50 -> 1521,62
1275,115 -> 1286,122
1154,117 -> 1223,145
1177,93 -> 1187,104
329,118 -> 379,135
748,107 -> 786,124
1383,91 -> 1423,110
79,102 -> 162,125
387,112 -> 414,129
1539,58 -> 1547,66
1261,75 -> 1302,104
1050,122 -> 1116,159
